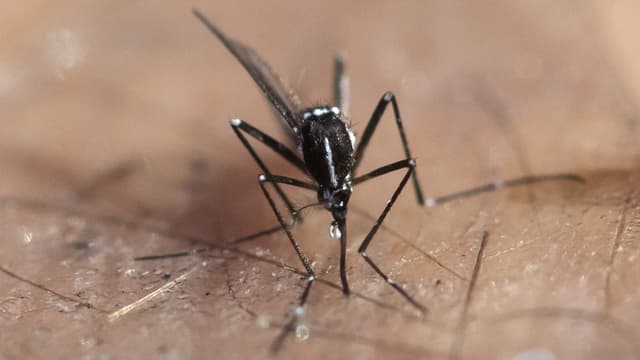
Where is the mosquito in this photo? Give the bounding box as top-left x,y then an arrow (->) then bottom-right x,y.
138,9 -> 583,351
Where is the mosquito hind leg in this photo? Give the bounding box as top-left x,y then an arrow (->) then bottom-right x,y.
424,173 -> 585,207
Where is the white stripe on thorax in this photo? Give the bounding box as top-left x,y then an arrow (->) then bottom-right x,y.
323,137 -> 337,187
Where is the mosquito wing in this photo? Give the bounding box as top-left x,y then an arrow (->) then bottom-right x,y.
193,9 -> 302,137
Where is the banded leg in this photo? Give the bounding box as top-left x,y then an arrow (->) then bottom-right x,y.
261,173 -> 352,295
333,51 -> 349,115
258,174 -> 318,352
134,200 -> 326,261
270,275 -> 315,353
230,118 -> 306,217
353,92 -> 425,205
257,173 -> 316,274
424,173 -> 585,207
133,224 -> 285,261
354,158 -> 427,314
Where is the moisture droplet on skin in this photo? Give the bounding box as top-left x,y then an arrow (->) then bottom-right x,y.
80,337 -> 99,348
22,227 -> 33,244
44,29 -> 85,79
124,268 -> 136,277
256,315 -> 271,329
295,325 -> 310,341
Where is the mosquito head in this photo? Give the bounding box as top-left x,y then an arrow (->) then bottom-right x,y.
318,182 -> 352,223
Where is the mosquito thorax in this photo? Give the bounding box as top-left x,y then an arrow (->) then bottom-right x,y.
299,105 -> 355,215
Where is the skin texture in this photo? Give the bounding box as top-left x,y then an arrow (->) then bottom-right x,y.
1,1 -> 640,359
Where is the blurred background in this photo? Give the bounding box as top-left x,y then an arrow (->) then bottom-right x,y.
1,1 -> 640,359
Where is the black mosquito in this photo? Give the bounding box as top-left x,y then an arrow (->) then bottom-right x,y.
139,9 -> 583,351
191,8 -> 428,315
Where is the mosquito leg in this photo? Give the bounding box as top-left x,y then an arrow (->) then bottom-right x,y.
337,219 -> 349,295
133,224 -> 286,261
134,247 -> 212,261
229,199 -> 322,246
354,158 -> 427,314
270,275 -> 315,353
231,119 -> 306,171
230,118 -> 306,217
333,51 -> 349,116
259,172 -> 355,296
353,158 -> 414,186
227,224 -> 287,246
257,173 -> 316,271
133,188 -> 320,262
424,173 -> 585,207
353,92 -> 425,205
258,174 -> 318,351
133,198 -> 326,261
257,173 -> 316,274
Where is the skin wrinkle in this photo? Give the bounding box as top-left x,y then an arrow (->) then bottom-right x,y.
1,163 -> 625,359
448,231 -> 489,360
0,265 -> 106,313
478,307 -> 640,356
351,205 -> 467,281
471,83 -> 548,247
222,258 -> 437,355
3,173 -> 638,357
3,3 -> 640,359
604,192 -> 634,311
0,196 -> 431,323
0,196 -> 445,355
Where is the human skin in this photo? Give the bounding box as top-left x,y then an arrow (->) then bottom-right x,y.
1,2 -> 640,359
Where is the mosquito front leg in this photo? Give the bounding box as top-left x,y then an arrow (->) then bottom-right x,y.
231,118 -> 306,218
353,92 -> 425,205
133,173 -> 316,262
257,174 -> 318,352
257,173 -> 316,272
